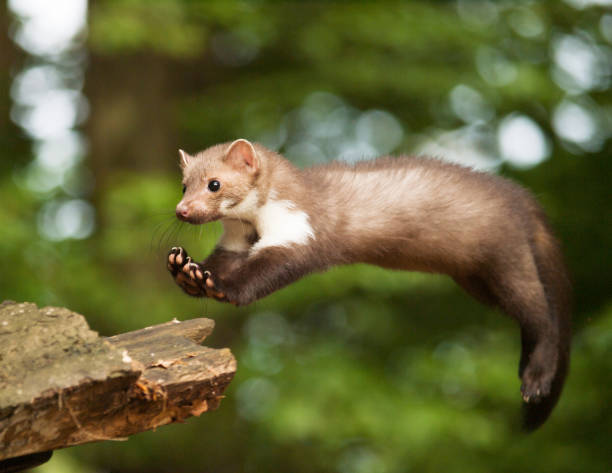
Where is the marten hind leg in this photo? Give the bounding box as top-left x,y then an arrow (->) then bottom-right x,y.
489,256 -> 559,403
454,274 -> 536,380
454,274 -> 533,379
453,274 -> 499,307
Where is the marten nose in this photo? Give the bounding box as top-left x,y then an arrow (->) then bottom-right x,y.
176,203 -> 190,221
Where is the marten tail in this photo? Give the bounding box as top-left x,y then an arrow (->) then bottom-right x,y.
522,212 -> 572,431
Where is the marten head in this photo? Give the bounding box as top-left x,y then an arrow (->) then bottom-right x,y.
175,139 -> 261,224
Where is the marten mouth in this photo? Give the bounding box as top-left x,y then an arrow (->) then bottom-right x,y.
177,212 -> 220,225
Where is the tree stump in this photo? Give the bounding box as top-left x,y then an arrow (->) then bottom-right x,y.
0,301 -> 236,468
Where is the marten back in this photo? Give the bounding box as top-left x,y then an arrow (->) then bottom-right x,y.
301,157 -> 536,274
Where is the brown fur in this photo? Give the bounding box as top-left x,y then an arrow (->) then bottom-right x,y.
168,139 -> 572,430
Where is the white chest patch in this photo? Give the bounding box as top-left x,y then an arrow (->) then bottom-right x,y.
252,199 -> 315,252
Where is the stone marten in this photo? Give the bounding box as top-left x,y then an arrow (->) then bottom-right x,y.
167,138 -> 571,430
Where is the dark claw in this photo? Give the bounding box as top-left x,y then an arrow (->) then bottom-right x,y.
167,247 -> 190,276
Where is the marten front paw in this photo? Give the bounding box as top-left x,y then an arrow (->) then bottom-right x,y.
167,247 -> 207,297
202,275 -> 233,304
167,247 -> 189,276
204,275 -> 253,306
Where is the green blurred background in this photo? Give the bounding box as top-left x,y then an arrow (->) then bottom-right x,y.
2,1 -> 612,472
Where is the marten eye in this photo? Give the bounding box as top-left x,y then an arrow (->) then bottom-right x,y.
182,184 -> 186,194
208,180 -> 221,192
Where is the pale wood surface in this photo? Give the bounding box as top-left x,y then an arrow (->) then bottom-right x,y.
0,301 -> 236,461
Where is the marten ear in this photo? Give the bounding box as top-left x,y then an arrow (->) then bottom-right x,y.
225,139 -> 259,173
178,149 -> 192,169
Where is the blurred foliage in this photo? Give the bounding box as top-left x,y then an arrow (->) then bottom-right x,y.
1,1 -> 611,472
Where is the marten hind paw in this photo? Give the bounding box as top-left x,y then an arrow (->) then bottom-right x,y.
520,342 -> 558,403
520,363 -> 555,403
521,379 -> 551,403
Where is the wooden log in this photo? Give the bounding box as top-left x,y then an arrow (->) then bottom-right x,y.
0,301 -> 236,462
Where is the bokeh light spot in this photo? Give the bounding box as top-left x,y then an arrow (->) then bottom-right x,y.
497,114 -> 550,169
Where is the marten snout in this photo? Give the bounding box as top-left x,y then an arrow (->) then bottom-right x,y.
175,199 -> 216,224
175,203 -> 190,221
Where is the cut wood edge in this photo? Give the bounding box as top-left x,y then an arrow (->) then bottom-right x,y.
106,317 -> 215,347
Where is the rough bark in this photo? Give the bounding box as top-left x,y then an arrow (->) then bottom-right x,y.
0,301 -> 236,462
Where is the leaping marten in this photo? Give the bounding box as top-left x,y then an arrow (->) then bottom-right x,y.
167,138 -> 571,430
